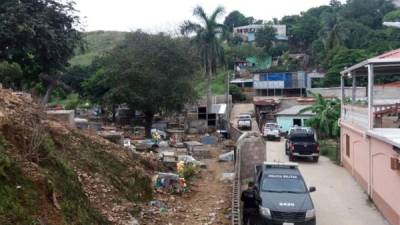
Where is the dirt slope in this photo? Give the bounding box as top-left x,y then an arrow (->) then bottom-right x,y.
0,88 -> 157,225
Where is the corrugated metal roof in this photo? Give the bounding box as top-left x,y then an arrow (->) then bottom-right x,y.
276,105 -> 315,116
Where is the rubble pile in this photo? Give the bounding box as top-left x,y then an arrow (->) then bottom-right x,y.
0,88 -> 157,225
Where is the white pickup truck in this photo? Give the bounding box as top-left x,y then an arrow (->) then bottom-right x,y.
263,122 -> 281,140
237,113 -> 252,130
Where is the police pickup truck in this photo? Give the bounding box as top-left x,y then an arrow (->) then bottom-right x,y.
255,162 -> 316,225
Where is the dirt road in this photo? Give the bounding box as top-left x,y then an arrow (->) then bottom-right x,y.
266,139 -> 389,225
230,103 -> 259,132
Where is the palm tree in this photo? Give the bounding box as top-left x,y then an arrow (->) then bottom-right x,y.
180,6 -> 226,112
299,92 -> 341,138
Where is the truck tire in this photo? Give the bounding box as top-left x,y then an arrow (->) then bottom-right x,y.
313,156 -> 319,162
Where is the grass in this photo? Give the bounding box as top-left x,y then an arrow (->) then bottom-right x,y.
70,31 -> 127,66
0,136 -> 39,225
195,69 -> 229,96
320,139 -> 340,164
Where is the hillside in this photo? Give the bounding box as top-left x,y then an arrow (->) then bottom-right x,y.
69,31 -> 127,66
0,88 -> 157,225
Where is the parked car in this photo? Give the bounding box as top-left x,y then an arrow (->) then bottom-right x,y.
255,162 -> 317,225
263,123 -> 281,141
286,127 -> 320,162
237,113 -> 252,130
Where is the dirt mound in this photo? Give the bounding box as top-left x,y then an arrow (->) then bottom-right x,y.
0,88 -> 157,225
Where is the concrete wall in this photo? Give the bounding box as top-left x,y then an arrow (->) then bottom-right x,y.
309,87 -> 400,100
46,110 -> 75,128
237,132 -> 266,181
308,87 -> 366,98
341,123 -> 400,225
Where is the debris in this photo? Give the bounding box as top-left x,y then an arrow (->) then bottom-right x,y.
220,173 -> 235,182
218,151 -> 234,162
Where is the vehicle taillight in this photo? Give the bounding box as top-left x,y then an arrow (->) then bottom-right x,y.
316,144 -> 320,153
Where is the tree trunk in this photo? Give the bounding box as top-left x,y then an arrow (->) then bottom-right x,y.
112,105 -> 116,123
42,82 -> 56,106
207,55 -> 213,113
144,112 -> 154,139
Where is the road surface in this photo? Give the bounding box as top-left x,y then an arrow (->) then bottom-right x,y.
266,139 -> 389,225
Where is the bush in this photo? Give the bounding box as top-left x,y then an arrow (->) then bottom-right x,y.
320,140 -> 339,163
230,85 -> 246,102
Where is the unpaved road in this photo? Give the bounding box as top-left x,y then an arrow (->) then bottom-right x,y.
266,139 -> 389,225
230,103 -> 259,132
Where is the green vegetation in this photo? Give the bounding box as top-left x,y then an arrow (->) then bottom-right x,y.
84,32 -> 198,137
300,92 -> 341,138
319,140 -> 339,164
69,31 -> 127,66
181,6 -> 226,110
195,69 -> 227,96
0,137 -> 39,225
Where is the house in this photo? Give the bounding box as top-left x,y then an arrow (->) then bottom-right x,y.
253,71 -> 307,97
275,105 -> 315,133
340,49 -> 400,225
233,24 -> 288,42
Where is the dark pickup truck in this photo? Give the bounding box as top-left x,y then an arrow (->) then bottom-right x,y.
285,127 -> 320,162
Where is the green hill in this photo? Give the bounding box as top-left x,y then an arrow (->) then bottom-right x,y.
69,31 -> 127,66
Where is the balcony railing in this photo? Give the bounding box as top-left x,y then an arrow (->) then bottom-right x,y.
342,105 -> 369,129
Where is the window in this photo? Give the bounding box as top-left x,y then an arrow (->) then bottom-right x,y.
345,134 -> 350,157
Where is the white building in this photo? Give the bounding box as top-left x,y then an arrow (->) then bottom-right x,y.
233,24 -> 288,42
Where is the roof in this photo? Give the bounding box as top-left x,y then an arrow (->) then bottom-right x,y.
230,78 -> 253,84
367,128 -> 400,149
341,48 -> 400,76
276,105 -> 315,116
253,97 -> 280,106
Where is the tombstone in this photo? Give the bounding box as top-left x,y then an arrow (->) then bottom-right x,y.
201,135 -> 218,145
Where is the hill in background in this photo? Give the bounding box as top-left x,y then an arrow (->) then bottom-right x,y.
69,31 -> 127,66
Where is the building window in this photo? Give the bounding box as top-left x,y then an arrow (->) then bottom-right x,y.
345,134 -> 350,157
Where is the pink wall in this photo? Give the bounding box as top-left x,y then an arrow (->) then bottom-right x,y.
341,123 -> 400,225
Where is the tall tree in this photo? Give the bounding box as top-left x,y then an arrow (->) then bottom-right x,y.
0,0 -> 82,99
224,10 -> 248,31
180,6 -> 226,112
255,25 -> 276,52
86,32 -> 197,137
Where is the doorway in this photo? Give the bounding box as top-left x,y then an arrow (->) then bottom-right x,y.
293,119 -> 302,126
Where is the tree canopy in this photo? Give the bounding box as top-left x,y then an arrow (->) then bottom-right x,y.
85,32 -> 198,137
0,0 -> 82,88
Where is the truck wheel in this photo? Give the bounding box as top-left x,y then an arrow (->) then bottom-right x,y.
313,156 -> 319,162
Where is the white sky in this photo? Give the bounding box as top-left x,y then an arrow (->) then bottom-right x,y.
74,0 -> 342,32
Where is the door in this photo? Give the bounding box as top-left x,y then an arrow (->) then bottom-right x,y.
293,118 -> 302,126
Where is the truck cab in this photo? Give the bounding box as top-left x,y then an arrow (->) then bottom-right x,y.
285,127 -> 320,162
255,162 -> 316,225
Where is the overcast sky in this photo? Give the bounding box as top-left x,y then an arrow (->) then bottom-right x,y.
74,0 -> 342,32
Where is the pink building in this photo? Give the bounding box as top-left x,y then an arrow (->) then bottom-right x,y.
340,49 -> 400,225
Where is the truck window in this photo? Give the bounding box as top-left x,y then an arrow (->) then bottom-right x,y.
261,174 -> 307,193
289,135 -> 315,142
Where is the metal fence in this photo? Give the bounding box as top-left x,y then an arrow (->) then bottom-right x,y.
231,126 -> 243,225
